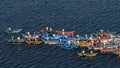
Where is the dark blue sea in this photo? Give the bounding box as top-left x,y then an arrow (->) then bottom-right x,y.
0,0 -> 120,68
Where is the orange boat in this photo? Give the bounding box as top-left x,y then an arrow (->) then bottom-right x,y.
57,29 -> 74,36
77,41 -> 93,47
57,31 -> 74,36
100,48 -> 116,53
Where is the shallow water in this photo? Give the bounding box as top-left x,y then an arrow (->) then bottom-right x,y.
0,0 -> 120,68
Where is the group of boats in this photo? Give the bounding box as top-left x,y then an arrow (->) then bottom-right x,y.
4,27 -> 120,59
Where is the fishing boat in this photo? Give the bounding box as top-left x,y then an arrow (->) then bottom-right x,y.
25,40 -> 42,45
98,42 -> 117,53
43,40 -> 58,45
57,29 -> 74,37
77,51 -> 97,59
77,41 -> 93,47
7,36 -> 24,44
93,46 -> 104,50
61,40 -> 80,49
40,27 -> 57,33
4,27 -> 22,34
42,37 -> 59,45
25,37 -> 42,45
100,48 -> 116,53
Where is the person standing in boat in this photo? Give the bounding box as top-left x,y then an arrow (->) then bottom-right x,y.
90,50 -> 93,54
8,27 -> 11,30
82,50 -> 85,55
17,36 -> 20,40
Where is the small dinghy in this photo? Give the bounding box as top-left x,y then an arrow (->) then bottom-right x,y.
4,27 -> 22,34
77,50 -> 97,59
25,40 -> 42,45
42,34 -> 59,45
7,36 -> 24,44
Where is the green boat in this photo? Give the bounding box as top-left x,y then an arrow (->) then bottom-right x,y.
7,39 -> 24,44
25,40 -> 42,45
7,36 -> 24,44
77,52 -> 97,59
4,28 -> 22,34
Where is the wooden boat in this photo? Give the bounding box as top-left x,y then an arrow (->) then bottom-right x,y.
25,40 -> 42,45
77,41 -> 93,47
57,29 -> 74,37
100,48 -> 116,53
7,36 -> 24,44
7,39 -> 24,44
57,31 -> 74,37
93,44 -> 117,50
42,40 -> 58,45
4,28 -> 22,34
93,46 -> 104,50
25,38 -> 42,45
77,52 -> 97,59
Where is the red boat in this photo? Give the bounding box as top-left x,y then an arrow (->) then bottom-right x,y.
57,31 -> 74,36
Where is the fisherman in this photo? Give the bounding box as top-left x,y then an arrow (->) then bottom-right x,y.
49,27 -> 52,32
40,29 -> 44,33
27,32 -> 30,35
8,27 -> 11,30
90,50 -> 93,54
82,50 -> 85,54
85,34 -> 88,40
34,32 -> 36,36
17,36 -> 20,40
68,41 -> 71,45
45,27 -> 49,32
